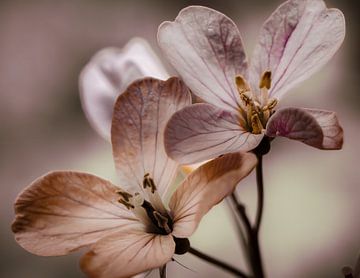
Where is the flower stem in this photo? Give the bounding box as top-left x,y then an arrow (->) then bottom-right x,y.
255,155 -> 264,234
188,246 -> 248,277
159,264 -> 167,278
230,154 -> 265,277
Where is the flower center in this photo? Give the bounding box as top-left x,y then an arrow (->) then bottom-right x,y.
235,71 -> 278,134
116,174 -> 173,235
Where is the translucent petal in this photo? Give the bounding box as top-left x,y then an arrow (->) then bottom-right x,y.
249,0 -> 345,99
158,6 -> 248,113
169,152 -> 257,237
79,38 -> 169,139
164,103 -> 263,164
266,107 -> 343,149
12,171 -> 141,256
111,77 -> 191,197
81,228 -> 175,278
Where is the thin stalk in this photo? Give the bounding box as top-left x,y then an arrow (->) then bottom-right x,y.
188,246 -> 248,278
226,196 -> 252,271
159,264 -> 166,278
254,155 -> 264,234
231,193 -> 264,277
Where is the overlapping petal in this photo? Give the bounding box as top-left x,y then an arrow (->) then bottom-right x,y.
79,38 -> 169,139
111,77 -> 191,197
81,228 -> 175,278
158,6 -> 248,113
165,103 -> 263,164
249,0 -> 345,99
169,152 -> 257,238
265,107 -> 343,149
12,171 -> 141,256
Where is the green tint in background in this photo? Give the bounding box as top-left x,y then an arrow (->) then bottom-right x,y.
0,0 -> 359,277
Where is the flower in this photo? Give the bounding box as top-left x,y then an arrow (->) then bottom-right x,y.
12,77 -> 257,278
79,38 -> 169,140
158,0 -> 345,164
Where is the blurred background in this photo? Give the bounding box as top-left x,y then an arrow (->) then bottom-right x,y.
1,0 -> 359,277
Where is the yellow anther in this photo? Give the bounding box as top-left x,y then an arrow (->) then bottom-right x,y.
240,91 -> 252,106
143,173 -> 157,193
263,98 -> 278,111
235,75 -> 250,94
251,112 -> 264,134
259,71 -> 272,89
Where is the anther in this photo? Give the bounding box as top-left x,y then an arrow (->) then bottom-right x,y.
143,173 -> 157,193
251,112 -> 264,134
259,71 -> 271,89
263,98 -> 278,111
235,75 -> 250,93
116,190 -> 136,210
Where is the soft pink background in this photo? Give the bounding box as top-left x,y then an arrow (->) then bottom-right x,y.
1,0 -> 359,277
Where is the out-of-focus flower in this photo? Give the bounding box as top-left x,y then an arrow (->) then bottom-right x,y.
12,77 -> 257,278
158,0 -> 345,164
79,38 -> 169,140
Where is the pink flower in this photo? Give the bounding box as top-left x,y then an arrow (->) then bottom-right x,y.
79,38 -> 169,140
158,0 -> 345,164
12,77 -> 257,278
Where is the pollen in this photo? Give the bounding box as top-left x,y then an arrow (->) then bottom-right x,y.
116,190 -> 135,210
235,71 -> 277,134
143,173 -> 157,193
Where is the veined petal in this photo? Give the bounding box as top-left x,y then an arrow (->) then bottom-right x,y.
79,38 -> 169,140
169,152 -> 257,238
80,229 -> 175,278
304,108 -> 343,149
266,107 -> 343,149
12,172 -> 141,256
249,0 -> 345,99
111,77 -> 191,197
158,6 -> 248,113
164,103 -> 263,164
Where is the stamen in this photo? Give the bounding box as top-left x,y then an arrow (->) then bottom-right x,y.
142,173 -> 168,216
235,75 -> 250,94
259,71 -> 271,89
116,190 -> 134,210
251,112 -> 264,134
240,91 -> 252,106
143,173 -> 156,193
263,98 -> 278,110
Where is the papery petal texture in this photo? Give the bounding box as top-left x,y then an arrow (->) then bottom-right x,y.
249,0 -> 345,99
112,77 -> 191,197
266,107 -> 343,149
12,172 -> 141,256
165,103 -> 263,164
158,6 -> 248,113
81,229 -> 175,278
80,38 -> 169,139
169,152 -> 257,238
304,108 -> 343,149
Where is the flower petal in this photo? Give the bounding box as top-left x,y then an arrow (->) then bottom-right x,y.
12,171 -> 141,256
164,103 -> 263,164
265,107 -> 343,149
111,77 -> 191,197
303,108 -> 343,149
80,229 -> 175,278
79,38 -> 169,140
169,152 -> 257,238
158,6 -> 248,113
249,0 -> 345,99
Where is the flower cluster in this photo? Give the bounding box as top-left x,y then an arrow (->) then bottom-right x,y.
12,0 -> 345,277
